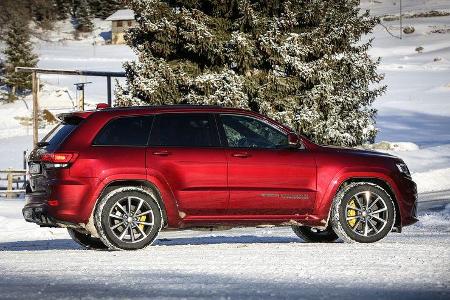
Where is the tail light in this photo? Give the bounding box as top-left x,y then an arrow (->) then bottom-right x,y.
41,152 -> 78,168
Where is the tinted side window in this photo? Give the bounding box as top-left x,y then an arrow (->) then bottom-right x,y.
149,114 -> 219,147
220,115 -> 288,149
93,116 -> 153,146
41,116 -> 84,151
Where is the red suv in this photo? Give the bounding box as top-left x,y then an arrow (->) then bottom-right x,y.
23,105 -> 418,250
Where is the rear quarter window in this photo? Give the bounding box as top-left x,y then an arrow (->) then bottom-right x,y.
41,116 -> 83,151
93,116 -> 153,146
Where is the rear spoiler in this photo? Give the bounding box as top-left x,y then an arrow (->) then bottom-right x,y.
57,111 -> 93,125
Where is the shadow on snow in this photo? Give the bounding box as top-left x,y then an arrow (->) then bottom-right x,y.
0,235 -> 302,251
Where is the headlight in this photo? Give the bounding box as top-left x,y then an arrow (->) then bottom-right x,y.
396,163 -> 411,177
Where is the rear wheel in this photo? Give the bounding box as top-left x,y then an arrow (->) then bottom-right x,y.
292,226 -> 339,243
331,182 -> 396,243
67,228 -> 107,250
94,187 -> 163,250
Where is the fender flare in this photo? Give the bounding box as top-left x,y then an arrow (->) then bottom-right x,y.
83,173 -> 182,229
316,167 -> 402,224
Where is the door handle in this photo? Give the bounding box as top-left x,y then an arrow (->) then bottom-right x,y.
152,151 -> 171,156
232,152 -> 250,158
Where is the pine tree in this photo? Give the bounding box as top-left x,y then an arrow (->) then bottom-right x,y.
75,0 -> 94,32
0,58 -> 8,101
3,15 -> 38,100
118,0 -> 385,146
31,0 -> 59,30
0,0 -> 30,36
88,0 -> 126,19
54,0 -> 71,20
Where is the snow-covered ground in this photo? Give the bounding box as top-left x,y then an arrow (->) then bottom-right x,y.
361,0 -> 450,147
0,199 -> 448,299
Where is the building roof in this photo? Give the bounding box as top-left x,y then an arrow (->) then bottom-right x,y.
106,9 -> 135,21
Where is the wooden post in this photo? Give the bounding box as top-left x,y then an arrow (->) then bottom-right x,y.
32,71 -> 39,148
6,169 -> 13,198
79,87 -> 85,111
400,0 -> 403,39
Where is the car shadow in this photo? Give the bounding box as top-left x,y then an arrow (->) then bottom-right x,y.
0,235 -> 305,251
0,239 -> 80,251
154,235 -> 302,246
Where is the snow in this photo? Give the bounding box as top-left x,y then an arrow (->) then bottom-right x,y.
371,142 -> 450,193
360,1 -> 450,146
0,199 -> 448,299
105,9 -> 135,21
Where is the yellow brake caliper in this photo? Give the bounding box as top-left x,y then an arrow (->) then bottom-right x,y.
138,215 -> 147,231
347,199 -> 357,227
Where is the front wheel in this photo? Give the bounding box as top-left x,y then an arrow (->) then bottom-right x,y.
292,226 -> 339,243
331,182 -> 396,243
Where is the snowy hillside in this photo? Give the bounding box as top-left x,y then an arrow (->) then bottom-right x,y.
361,0 -> 450,147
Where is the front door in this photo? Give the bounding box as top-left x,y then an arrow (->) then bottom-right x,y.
218,114 -> 316,215
146,113 -> 228,216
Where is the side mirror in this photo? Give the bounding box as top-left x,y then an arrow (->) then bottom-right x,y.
287,132 -> 300,148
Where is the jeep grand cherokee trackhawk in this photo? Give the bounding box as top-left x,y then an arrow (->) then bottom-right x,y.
23,105 -> 418,250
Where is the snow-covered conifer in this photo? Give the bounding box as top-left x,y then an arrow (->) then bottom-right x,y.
2,15 -> 38,100
75,0 -> 94,32
88,0 -> 126,19
118,0 -> 385,146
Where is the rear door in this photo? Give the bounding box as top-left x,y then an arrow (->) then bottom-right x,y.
146,113 -> 228,216
218,114 -> 316,215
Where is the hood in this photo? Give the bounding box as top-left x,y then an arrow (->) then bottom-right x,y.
319,145 -> 400,160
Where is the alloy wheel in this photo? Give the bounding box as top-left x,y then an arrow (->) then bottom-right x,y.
108,196 -> 155,243
345,191 -> 389,237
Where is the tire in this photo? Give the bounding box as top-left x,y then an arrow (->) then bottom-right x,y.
94,187 -> 163,250
292,225 -> 339,243
331,182 -> 396,243
67,228 -> 108,250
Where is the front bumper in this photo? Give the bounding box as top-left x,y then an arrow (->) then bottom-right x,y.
398,176 -> 419,227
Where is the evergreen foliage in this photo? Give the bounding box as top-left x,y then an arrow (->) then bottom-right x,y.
54,0 -> 71,20
2,14 -> 38,98
31,0 -> 59,30
0,58 -> 7,101
0,0 -> 30,36
75,0 -> 94,32
88,0 -> 127,19
118,0 -> 385,146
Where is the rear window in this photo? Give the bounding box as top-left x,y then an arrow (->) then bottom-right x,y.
149,113 -> 219,147
93,116 -> 153,146
41,123 -> 78,152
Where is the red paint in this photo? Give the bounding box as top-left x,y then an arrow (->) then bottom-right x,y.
24,106 -> 418,232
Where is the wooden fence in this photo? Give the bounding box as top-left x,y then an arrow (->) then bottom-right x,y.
0,169 -> 27,198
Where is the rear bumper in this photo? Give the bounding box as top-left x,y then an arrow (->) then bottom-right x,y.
23,191 -> 80,228
23,202 -> 55,227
